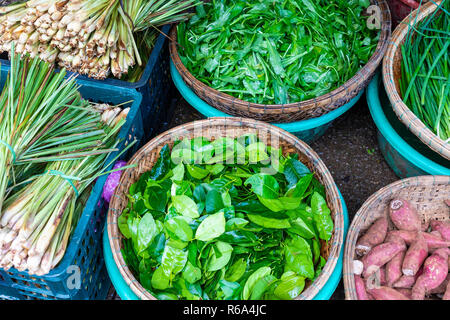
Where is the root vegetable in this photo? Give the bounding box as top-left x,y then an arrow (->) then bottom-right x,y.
385,233 -> 406,286
411,249 -> 449,300
355,217 -> 388,256
389,230 -> 450,249
428,274 -> 450,294
396,288 -> 412,299
443,280 -> 450,300
367,286 -> 410,300
393,275 -> 416,288
430,220 -> 450,241
355,275 -> 370,300
402,232 -> 428,276
362,242 -> 406,278
389,199 -> 421,231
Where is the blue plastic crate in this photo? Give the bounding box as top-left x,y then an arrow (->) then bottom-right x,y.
0,64 -> 144,300
0,25 -> 172,141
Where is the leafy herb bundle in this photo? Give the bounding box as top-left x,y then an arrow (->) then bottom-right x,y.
177,0 -> 378,104
399,0 -> 449,142
119,135 -> 334,300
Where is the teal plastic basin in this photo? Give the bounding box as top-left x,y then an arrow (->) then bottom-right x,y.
170,60 -> 362,144
367,73 -> 450,178
103,191 -> 349,300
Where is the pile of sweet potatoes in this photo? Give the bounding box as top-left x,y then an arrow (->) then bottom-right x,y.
353,198 -> 450,300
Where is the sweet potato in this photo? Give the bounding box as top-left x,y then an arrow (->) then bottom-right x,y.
393,275 -> 416,288
402,232 -> 428,276
389,230 -> 450,249
443,280 -> 450,300
411,249 -> 449,300
428,274 -> 450,294
396,288 -> 412,299
389,199 -> 421,231
431,220 -> 450,241
355,275 -> 370,300
362,242 -> 406,278
356,217 -> 388,256
367,286 -> 410,300
385,233 -> 406,286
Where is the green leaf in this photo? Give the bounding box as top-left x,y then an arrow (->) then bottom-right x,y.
205,189 -> 225,214
273,271 -> 305,300
258,196 -> 301,212
207,241 -> 233,271
250,274 -> 277,300
283,158 -> 311,188
182,261 -> 202,284
172,195 -> 200,218
171,163 -> 185,181
244,173 -> 279,199
225,258 -> 247,282
285,173 -> 313,198
164,216 -> 193,242
311,192 -> 334,241
284,236 -> 315,279
151,266 -> 170,290
242,266 -> 271,300
161,245 -> 188,279
247,213 -> 291,229
186,164 -> 209,180
137,213 -> 157,255
195,211 -> 226,241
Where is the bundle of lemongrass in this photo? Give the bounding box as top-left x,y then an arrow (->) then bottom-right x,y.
0,51 -> 131,275
0,0 -> 199,79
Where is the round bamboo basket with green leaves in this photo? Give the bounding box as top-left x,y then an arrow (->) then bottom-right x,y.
107,117 -> 345,300
382,0 -> 450,160
169,0 -> 391,123
343,175 -> 450,300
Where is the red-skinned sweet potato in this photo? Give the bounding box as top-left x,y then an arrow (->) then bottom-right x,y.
389,199 -> 421,231
367,286 -> 410,300
362,242 -> 406,278
355,275 -> 370,300
411,249 -> 449,300
428,274 -> 450,294
431,220 -> 450,241
356,217 -> 388,256
385,233 -> 406,286
388,230 -> 450,249
443,280 -> 450,300
396,288 -> 412,299
402,232 -> 428,276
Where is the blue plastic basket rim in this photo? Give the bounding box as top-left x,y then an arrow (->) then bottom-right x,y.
0,63 -> 143,280
170,59 -> 362,131
0,24 -> 170,90
367,73 -> 450,176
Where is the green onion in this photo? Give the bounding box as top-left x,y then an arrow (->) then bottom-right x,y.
399,0 -> 450,142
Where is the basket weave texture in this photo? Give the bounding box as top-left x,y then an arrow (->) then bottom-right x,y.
169,0 -> 391,123
382,0 -> 450,160
343,175 -> 450,300
107,117 -> 344,300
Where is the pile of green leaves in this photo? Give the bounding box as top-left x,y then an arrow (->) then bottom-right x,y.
177,0 -> 378,104
399,0 -> 449,141
118,135 -> 334,300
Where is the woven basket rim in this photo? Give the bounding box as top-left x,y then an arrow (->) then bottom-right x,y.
169,0 -> 391,119
382,0 -> 450,160
343,175 -> 450,300
107,117 -> 344,300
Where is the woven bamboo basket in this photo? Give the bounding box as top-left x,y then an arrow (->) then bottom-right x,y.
343,175 -> 450,300
169,0 -> 391,123
107,117 -> 344,300
382,0 -> 450,160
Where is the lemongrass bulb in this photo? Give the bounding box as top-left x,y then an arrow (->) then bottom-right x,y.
26,254 -> 43,273
48,3 -> 56,15
59,14 -> 72,26
39,34 -> 51,42
47,27 -> 57,37
27,31 -> 39,44
54,28 -> 65,40
36,4 -> 51,14
18,32 -> 29,44
67,20 -> 81,33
